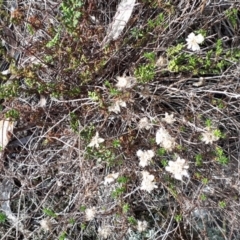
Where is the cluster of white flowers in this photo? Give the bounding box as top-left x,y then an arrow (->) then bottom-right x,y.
104,172 -> 119,185
108,100 -> 126,114
186,32 -> 204,51
138,117 -> 152,130
137,149 -> 155,167
201,127 -> 220,144
165,157 -> 189,181
137,220 -> 148,232
140,171 -> 157,193
88,132 -> 104,149
98,225 -> 111,239
85,207 -> 96,221
156,127 -> 175,151
162,112 -> 175,125
115,76 -> 136,90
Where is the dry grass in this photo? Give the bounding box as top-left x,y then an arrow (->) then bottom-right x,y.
0,0 -> 240,239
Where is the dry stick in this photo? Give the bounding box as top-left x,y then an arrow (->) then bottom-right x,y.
101,0 -> 136,48
0,179 -> 30,238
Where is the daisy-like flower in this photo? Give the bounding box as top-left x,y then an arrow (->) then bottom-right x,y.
138,117 -> 152,130
140,171 -> 157,193
137,149 -> 155,167
137,220 -> 148,232
88,132 -> 104,148
85,207 -> 96,221
108,100 -> 126,114
115,76 -> 136,90
162,112 -> 176,125
156,127 -> 175,151
186,32 -> 204,51
98,226 -> 111,239
201,127 -> 220,144
165,157 -> 189,181
104,172 -> 119,185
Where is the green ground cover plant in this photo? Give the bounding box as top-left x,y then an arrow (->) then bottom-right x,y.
0,0 -> 240,239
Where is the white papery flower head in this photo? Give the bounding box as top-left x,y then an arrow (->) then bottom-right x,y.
162,112 -> 175,124
140,171 -> 157,193
40,218 -> 52,231
138,117 -> 152,130
201,128 -> 220,144
98,226 -> 111,239
38,95 -> 47,107
155,56 -> 168,67
165,157 -> 189,181
88,132 -> 104,148
137,220 -> 148,232
137,149 -> 155,167
156,127 -> 175,151
104,172 -> 119,185
108,100 -> 126,114
85,207 -> 96,221
115,76 -> 136,90
186,32 -> 204,51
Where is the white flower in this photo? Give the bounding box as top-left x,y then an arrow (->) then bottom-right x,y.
162,112 -> 175,124
138,117 -> 152,130
108,100 -> 126,114
88,132 -> 104,148
137,149 -> 155,167
155,56 -> 168,67
38,95 -> 47,107
137,220 -> 148,232
201,128 -> 220,144
165,157 -> 189,181
40,218 -> 52,231
98,226 -> 111,239
56,180 -> 63,187
140,171 -> 157,193
186,32 -> 204,51
85,207 -> 96,221
193,77 -> 205,87
1,69 -> 10,75
156,127 -> 175,151
115,76 -> 136,90
104,172 -> 119,185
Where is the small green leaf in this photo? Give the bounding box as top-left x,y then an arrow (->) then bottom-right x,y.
43,208 -> 57,218
0,212 -> 7,223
